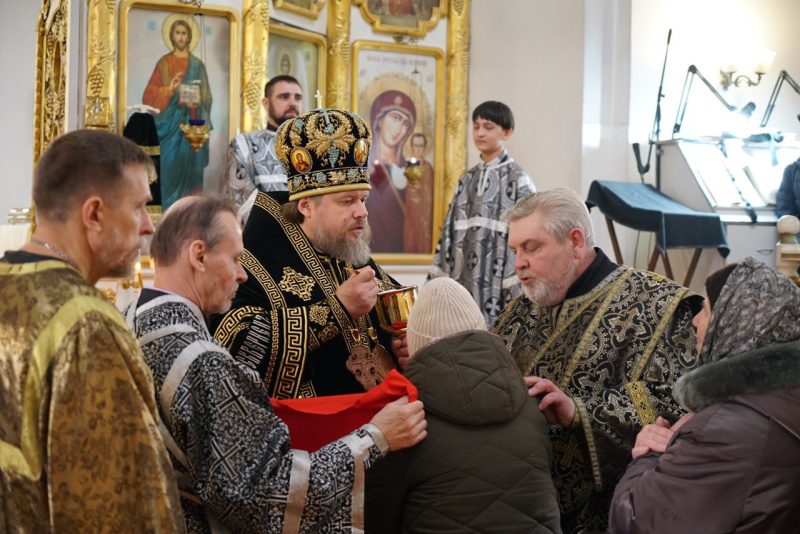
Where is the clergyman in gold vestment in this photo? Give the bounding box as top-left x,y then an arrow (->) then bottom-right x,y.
493,189 -> 701,534
0,131 -> 184,532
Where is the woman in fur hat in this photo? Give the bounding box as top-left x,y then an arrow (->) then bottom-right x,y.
609,257 -> 800,533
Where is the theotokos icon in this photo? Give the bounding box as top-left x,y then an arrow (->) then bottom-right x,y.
290,147 -> 312,173
354,138 -> 369,166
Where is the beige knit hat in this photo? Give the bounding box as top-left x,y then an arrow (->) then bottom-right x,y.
406,277 -> 487,357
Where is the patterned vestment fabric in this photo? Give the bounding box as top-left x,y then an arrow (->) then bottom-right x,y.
0,258 -> 183,533
126,289 -> 387,533
210,190 -> 400,399
225,129 -> 288,224
429,150 -> 535,327
492,265 -> 699,533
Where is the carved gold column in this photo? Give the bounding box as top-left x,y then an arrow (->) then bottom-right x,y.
241,0 -> 270,132
33,0 -> 69,164
85,0 -> 116,131
326,0 -> 351,110
444,0 -> 469,208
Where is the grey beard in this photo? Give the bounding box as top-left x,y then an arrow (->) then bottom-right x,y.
519,263 -> 576,308
312,220 -> 373,267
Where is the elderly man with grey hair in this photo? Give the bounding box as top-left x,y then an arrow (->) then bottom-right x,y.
125,195 -> 426,533
492,187 -> 703,534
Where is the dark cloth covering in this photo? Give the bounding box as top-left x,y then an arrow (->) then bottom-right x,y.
586,180 -> 729,257
1,250 -> 55,263
611,258 -> 800,533
210,190 -> 399,398
366,331 -> 562,534
123,111 -> 162,205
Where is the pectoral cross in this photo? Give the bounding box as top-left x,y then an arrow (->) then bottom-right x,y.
315,90 -> 324,109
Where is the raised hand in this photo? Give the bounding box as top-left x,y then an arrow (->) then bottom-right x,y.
337,266 -> 378,319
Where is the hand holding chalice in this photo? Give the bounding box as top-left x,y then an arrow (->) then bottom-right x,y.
343,267 -> 417,336
375,285 -> 418,336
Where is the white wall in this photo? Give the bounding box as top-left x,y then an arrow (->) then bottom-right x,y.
0,0 -> 40,222
630,0 -> 800,148
468,0 -> 585,193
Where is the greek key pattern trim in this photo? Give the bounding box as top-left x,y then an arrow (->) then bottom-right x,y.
273,307 -> 307,399
254,193 -> 364,350
241,248 -> 286,309
213,305 -> 264,347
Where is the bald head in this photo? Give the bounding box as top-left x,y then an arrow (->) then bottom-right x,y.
150,195 -> 237,267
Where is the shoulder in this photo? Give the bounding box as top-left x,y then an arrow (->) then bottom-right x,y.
628,268 -> 695,294
493,294 -> 535,331
461,164 -> 481,178
674,400 -> 772,459
616,268 -> 701,315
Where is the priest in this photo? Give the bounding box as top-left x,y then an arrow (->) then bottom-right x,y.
493,188 -> 702,533
211,106 -> 410,397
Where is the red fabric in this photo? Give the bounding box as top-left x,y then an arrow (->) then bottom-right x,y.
271,370 -> 417,452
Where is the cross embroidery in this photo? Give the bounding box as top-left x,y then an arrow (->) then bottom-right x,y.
554,434 -> 585,468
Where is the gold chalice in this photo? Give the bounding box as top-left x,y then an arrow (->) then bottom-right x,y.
375,285 -> 418,337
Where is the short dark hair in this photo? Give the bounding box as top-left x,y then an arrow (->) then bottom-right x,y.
169,20 -> 192,48
33,129 -> 151,222
472,101 -> 514,131
411,132 -> 427,146
281,196 -> 321,224
265,75 -> 302,98
151,195 -> 236,267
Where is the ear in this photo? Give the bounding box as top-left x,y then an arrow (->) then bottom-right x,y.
261,97 -> 270,111
502,127 -> 514,141
567,228 -> 586,258
188,239 -> 208,272
81,196 -> 104,233
297,197 -> 313,218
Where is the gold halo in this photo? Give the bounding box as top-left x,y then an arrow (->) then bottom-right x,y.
357,72 -> 433,161
161,13 -> 201,52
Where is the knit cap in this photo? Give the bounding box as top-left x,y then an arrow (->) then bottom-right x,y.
406,277 -> 487,357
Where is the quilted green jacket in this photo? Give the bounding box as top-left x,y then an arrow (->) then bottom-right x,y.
365,330 -> 561,533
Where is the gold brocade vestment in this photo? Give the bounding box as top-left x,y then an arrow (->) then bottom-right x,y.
493,266 -> 698,533
0,259 -> 183,533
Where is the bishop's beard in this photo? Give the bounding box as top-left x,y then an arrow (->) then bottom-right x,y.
311,219 -> 373,267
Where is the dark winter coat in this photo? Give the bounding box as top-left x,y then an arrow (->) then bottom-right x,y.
775,157 -> 800,218
610,258 -> 800,533
365,330 -> 561,533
